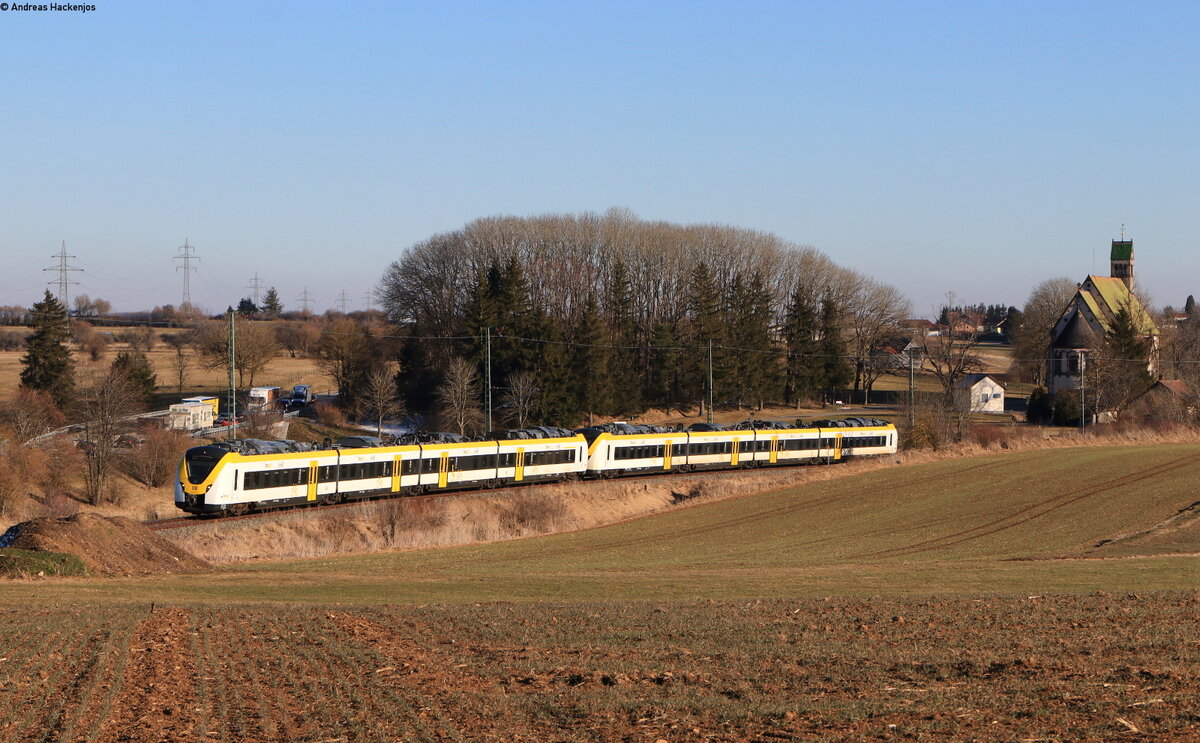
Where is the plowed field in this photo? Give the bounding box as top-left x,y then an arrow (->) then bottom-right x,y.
3,595 -> 1198,741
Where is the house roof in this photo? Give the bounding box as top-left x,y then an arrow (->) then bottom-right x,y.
1156,379 -> 1192,398
954,373 -> 1002,389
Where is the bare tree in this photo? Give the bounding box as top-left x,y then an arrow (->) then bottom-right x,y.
163,334 -> 191,395
922,328 -> 985,401
123,424 -> 191,488
0,388 -> 65,442
502,370 -> 540,428
1013,277 -> 1078,385
361,363 -> 405,436
193,317 -> 279,389
77,368 -> 142,505
437,357 -> 483,436
843,275 -> 912,400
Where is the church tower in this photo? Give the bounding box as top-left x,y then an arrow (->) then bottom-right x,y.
1111,239 -> 1134,291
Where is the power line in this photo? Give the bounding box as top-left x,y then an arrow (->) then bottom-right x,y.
246,272 -> 264,306
336,289 -> 351,313
43,240 -> 81,316
297,287 -> 315,314
174,238 -> 199,309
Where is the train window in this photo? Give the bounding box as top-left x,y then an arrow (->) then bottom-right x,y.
421,458 -> 438,474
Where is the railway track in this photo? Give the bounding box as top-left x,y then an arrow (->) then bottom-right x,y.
144,458 -> 858,531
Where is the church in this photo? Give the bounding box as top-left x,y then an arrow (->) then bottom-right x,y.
1046,239 -> 1159,395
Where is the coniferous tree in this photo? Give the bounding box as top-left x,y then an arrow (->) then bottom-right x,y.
571,294 -> 613,424
683,263 -> 726,414
456,266 -> 501,380
1186,295 -> 1196,318
20,291 -> 75,410
647,322 -> 683,408
237,297 -> 259,315
742,272 -> 777,409
494,256 -> 539,383
261,288 -> 283,317
818,296 -> 852,403
603,258 -> 642,416
783,281 -> 820,406
534,311 -> 575,426
111,349 -> 157,401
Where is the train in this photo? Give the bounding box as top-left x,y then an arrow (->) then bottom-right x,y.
175,417 -> 898,516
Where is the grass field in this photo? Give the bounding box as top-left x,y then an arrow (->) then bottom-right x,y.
3,444 -> 1199,740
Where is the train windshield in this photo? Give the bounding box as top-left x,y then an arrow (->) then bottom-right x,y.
184,448 -> 225,484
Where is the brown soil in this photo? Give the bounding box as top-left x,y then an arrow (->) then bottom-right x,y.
94,607 -> 203,743
3,513 -> 210,575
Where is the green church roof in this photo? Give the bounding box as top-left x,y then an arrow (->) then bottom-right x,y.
1111,240 -> 1133,261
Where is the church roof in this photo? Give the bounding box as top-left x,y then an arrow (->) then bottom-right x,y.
1111,240 -> 1133,261
1079,276 -> 1158,335
1053,311 -> 1098,349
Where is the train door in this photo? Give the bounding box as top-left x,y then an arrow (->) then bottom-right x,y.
438,452 -> 449,488
515,448 -> 525,482
307,461 -> 318,501
770,436 -> 779,464
391,455 -> 402,493
731,438 -> 740,466
834,433 -> 843,461
663,440 -> 672,470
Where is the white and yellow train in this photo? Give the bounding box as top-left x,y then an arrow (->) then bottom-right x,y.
176,418 -> 897,516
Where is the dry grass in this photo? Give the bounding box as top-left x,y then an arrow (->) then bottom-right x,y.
0,335 -> 326,398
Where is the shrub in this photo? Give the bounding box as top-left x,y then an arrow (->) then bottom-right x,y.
971,424 -> 1013,449
0,330 -> 28,351
314,402 -> 347,427
123,425 -> 192,487
1026,387 -> 1052,425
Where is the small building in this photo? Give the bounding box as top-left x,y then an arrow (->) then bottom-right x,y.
955,374 -> 1006,413
168,401 -> 214,431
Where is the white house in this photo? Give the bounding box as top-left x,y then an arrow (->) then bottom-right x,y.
955,374 -> 1005,413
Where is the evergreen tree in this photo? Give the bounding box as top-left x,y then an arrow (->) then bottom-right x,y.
19,291 -> 75,410
725,272 -> 776,409
743,272 -> 777,408
683,263 -> 726,414
571,294 -> 613,423
1186,295 -> 1196,318
237,297 -> 258,315
603,258 -> 643,416
261,288 -> 283,316
1003,306 -> 1021,343
493,256 -> 539,382
783,281 -> 820,405
646,322 -> 682,408
533,311 -> 575,426
456,266 -> 501,380
818,296 -> 852,402
111,349 -> 157,401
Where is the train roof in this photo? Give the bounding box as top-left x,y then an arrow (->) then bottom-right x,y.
486,426 -> 577,440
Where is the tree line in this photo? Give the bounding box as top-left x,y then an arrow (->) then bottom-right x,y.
378,211 -> 912,430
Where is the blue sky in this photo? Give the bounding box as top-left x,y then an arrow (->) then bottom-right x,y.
1,1 -> 1197,315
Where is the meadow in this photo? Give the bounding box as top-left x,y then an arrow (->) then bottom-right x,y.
2,436 -> 1199,740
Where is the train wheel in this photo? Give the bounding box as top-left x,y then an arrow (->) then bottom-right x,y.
229,503 -> 250,516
